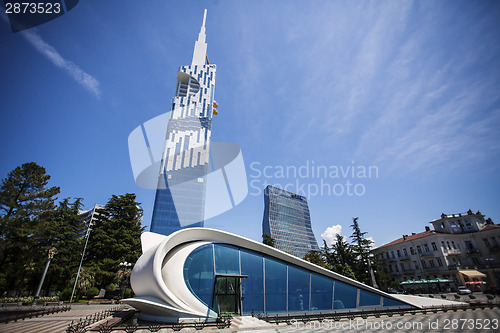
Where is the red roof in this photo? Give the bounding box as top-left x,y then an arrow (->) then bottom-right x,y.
482,224 -> 500,231
376,230 -> 435,249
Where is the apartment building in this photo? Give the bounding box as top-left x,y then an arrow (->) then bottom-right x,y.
374,210 -> 500,292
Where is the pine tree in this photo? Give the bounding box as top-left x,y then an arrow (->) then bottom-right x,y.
85,193 -> 144,288
349,217 -> 374,285
0,162 -> 60,293
327,235 -> 357,280
262,233 -> 275,247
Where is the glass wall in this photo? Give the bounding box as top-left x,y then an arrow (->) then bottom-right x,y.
333,281 -> 358,309
311,273 -> 333,311
264,258 -> 287,312
183,243 -> 409,314
183,244 -> 215,308
241,250 -> 264,313
288,265 -> 310,312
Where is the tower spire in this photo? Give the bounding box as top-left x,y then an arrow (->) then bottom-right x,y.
191,9 -> 208,66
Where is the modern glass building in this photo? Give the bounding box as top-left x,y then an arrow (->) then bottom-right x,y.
150,9 -> 216,236
263,185 -> 320,258
123,228 -> 414,323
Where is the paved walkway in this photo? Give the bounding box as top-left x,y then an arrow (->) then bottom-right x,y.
2,303 -> 499,333
0,304 -> 120,333
231,308 -> 500,333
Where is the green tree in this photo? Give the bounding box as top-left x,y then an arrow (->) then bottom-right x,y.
262,233 -> 275,247
303,249 -> 331,270
85,193 -> 144,288
69,267 -> 95,300
40,198 -> 86,294
0,162 -> 60,294
324,236 -> 357,280
349,217 -> 374,285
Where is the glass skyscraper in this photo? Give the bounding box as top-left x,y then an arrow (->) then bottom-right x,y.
150,10 -> 216,236
262,185 -> 320,258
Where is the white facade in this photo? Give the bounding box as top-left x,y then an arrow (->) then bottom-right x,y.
374,211 -> 500,291
123,228 -> 416,323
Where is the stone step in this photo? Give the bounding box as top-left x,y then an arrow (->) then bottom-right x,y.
231,316 -> 274,329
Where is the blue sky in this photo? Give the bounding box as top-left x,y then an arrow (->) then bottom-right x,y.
1,0 -> 499,248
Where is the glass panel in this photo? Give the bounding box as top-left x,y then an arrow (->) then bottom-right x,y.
311,273 -> 333,311
214,276 -> 240,315
214,244 -> 239,274
383,297 -> 408,307
241,250 -> 264,314
183,244 -> 215,309
333,281 -> 357,309
359,289 -> 381,306
288,265 -> 310,312
265,257 -> 287,313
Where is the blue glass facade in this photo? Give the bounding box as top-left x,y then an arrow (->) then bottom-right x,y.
262,185 -> 320,258
183,243 -> 409,314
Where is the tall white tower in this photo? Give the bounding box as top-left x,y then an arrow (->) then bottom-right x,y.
151,9 -> 217,236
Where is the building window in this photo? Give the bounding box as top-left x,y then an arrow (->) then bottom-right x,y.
403,248 -> 408,256
436,258 -> 443,267
429,260 -> 435,267
472,257 -> 480,265
413,261 -> 419,270
451,241 -> 457,250
492,238 -> 498,247
483,238 -> 491,248
421,260 -> 427,269
431,242 -> 437,251
423,244 -> 430,252
441,241 -> 445,250
389,265 -> 393,273
416,245 -> 422,254
410,247 -> 415,255
397,250 -> 401,258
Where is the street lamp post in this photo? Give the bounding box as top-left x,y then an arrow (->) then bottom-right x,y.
485,257 -> 496,292
119,261 -> 132,299
70,204 -> 98,303
32,247 -> 56,305
367,257 -> 379,289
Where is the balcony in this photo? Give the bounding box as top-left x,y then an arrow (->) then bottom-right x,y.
446,249 -> 462,255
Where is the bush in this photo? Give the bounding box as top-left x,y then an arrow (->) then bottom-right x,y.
86,287 -> 99,299
123,288 -> 132,298
59,288 -> 73,301
105,283 -> 116,292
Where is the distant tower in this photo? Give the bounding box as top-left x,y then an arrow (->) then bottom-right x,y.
262,185 -> 320,258
150,9 -> 217,236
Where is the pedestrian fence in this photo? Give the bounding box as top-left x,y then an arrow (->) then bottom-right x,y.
0,304 -> 71,324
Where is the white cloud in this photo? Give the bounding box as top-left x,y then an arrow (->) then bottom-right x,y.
21,29 -> 101,99
321,224 -> 342,246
